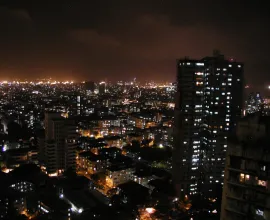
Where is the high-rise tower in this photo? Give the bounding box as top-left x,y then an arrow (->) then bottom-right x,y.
173,51 -> 244,197
173,58 -> 205,197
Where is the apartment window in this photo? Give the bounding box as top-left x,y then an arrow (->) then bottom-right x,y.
256,209 -> 264,217
257,180 -> 267,187
239,173 -> 245,182
240,173 -> 250,183
260,165 -> 266,171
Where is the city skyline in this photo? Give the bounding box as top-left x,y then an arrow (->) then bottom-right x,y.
0,1 -> 270,87
1,1 -> 270,219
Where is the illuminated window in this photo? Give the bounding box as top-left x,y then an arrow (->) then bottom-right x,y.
261,165 -> 266,171
258,180 -> 267,187
239,173 -> 245,182
256,209 -> 264,217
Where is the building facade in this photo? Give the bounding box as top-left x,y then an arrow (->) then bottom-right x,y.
173,58 -> 205,196
221,115 -> 270,220
44,112 -> 78,175
201,53 -> 243,195
173,51 -> 244,197
244,92 -> 263,115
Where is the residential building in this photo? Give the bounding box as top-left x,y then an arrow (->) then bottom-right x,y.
44,112 -> 77,175
173,51 -> 244,197
221,114 -> 270,220
106,165 -> 134,188
99,82 -> 106,94
201,52 -> 243,195
244,92 -> 263,115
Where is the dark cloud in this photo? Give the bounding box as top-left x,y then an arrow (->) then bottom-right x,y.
0,1 -> 269,86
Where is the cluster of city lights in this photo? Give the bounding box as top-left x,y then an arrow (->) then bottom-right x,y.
0,80 -> 74,85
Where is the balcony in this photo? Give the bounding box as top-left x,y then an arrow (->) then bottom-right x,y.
226,199 -> 248,216
227,177 -> 270,195
225,207 -> 246,217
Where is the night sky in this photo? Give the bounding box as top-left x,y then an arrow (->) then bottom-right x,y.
0,1 -> 270,86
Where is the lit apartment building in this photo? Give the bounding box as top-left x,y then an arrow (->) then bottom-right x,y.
97,116 -> 121,128
173,58 -> 205,196
173,51 -> 244,197
201,52 -> 243,195
44,112 -> 78,175
78,151 -> 108,174
130,173 -> 157,191
104,136 -> 123,148
262,97 -> 270,116
221,114 -> 270,220
130,114 -> 155,129
105,166 -> 134,188
244,92 -> 263,115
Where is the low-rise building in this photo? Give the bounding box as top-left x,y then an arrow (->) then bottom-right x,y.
78,151 -> 108,174
104,136 -> 123,148
106,165 -> 134,188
